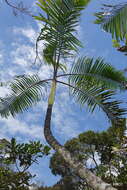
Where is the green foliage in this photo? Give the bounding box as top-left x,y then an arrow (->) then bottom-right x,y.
95,3 -> 127,41
69,81 -> 126,125
0,138 -> 50,189
68,57 -> 127,125
43,145 -> 51,155
112,39 -> 120,48
0,75 -> 47,117
0,167 -> 31,190
69,57 -> 127,90
50,119 -> 127,189
34,0 -> 90,66
4,138 -> 50,168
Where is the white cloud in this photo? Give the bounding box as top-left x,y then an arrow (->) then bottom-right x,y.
0,53 -> 3,64
13,27 -> 37,44
0,86 -> 10,97
0,41 -> 4,65
51,87 -> 83,142
0,24 -> 45,80
11,26 -> 39,68
11,43 -> 36,67
0,115 -> 45,142
0,24 -> 54,143
0,82 -> 84,145
9,24 -> 47,76
38,64 -> 53,80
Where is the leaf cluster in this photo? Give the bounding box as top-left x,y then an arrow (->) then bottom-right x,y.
95,3 -> 127,42
50,119 -> 127,189
0,138 -> 51,189
0,75 -> 47,117
34,0 -> 90,66
0,166 -> 32,190
3,138 -> 50,169
68,57 -> 127,126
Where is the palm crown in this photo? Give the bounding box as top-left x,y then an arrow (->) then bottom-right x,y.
0,0 -> 126,125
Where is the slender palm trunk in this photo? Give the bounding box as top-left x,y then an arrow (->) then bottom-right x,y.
44,80 -> 117,190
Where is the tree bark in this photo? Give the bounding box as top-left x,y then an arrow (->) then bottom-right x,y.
44,81 -> 117,190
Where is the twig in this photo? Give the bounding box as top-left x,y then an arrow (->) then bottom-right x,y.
4,0 -> 32,16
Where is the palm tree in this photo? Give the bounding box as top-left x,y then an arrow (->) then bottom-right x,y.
0,0 -> 127,189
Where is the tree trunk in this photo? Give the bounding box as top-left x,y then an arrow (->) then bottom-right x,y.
44,81 -> 117,190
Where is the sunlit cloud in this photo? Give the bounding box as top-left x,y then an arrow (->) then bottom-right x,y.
0,115 -> 45,142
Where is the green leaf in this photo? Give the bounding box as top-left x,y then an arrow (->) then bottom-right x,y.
112,39 -> 120,48
68,57 -> 127,124
69,57 -> 127,90
0,75 -> 47,117
95,3 -> 127,41
34,0 -> 90,66
69,84 -> 126,126
43,145 -> 51,155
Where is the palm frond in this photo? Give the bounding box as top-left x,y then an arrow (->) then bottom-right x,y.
34,0 -> 90,65
95,3 -> 127,41
68,57 -> 127,125
69,57 -> 127,90
69,83 -> 126,126
0,75 -> 48,117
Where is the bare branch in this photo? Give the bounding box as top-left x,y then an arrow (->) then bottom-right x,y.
4,0 -> 32,16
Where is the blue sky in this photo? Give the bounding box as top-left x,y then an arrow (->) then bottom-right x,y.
0,0 -> 127,187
